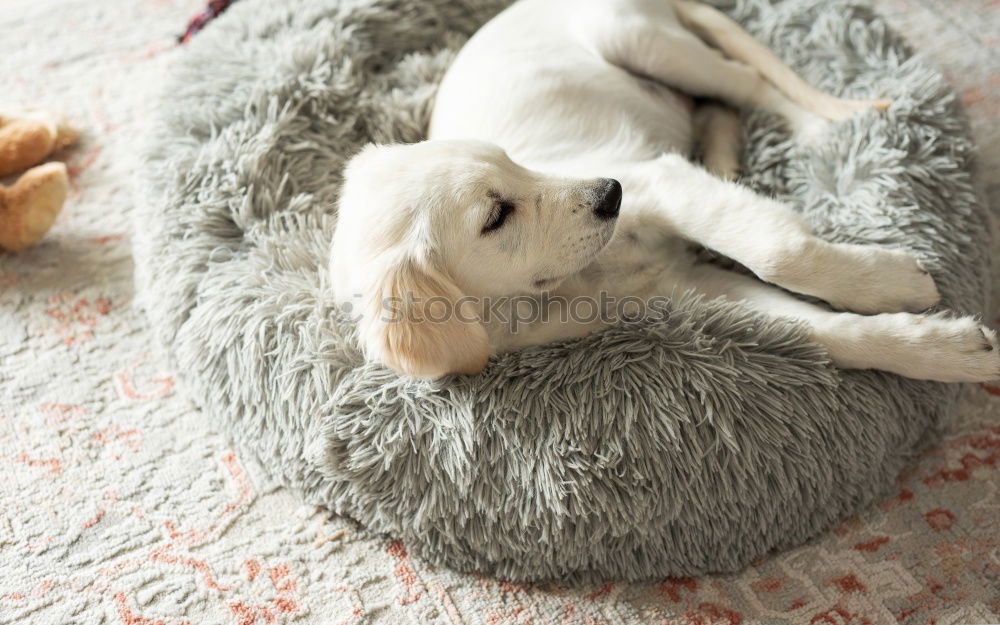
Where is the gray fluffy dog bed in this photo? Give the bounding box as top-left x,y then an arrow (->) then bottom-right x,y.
134,0 -> 990,581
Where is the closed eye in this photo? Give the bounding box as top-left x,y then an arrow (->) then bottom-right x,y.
481,196 -> 516,234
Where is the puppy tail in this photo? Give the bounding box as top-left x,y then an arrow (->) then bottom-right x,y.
672,0 -> 890,120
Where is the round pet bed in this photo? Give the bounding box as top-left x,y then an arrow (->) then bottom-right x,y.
134,0 -> 990,581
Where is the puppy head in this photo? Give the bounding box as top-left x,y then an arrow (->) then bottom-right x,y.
331,139 -> 620,378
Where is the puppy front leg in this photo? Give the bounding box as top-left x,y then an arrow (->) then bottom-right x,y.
614,155 -> 940,314
674,262 -> 999,383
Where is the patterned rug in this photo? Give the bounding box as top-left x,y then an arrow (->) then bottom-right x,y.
1,0 -> 998,623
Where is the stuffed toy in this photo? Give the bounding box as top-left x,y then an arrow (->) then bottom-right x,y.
0,110 -> 78,252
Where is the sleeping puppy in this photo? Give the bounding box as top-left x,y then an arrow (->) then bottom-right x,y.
330,0 -> 1000,382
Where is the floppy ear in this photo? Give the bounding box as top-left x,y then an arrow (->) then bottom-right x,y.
358,257 -> 490,378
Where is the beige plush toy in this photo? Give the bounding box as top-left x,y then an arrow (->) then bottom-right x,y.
0,110 -> 79,252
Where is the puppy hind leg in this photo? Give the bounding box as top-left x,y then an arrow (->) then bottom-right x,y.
580,7 -> 763,106
693,103 -> 742,180
585,12 -> 829,141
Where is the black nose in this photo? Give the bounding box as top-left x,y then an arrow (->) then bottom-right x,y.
593,178 -> 622,220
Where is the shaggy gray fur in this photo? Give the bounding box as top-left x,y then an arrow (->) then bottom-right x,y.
134,0 -> 989,581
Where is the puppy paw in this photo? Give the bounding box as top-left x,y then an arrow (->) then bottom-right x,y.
788,111 -> 832,146
876,316 -> 1000,382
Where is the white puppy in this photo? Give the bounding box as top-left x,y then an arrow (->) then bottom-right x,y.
330,0 -> 1000,382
